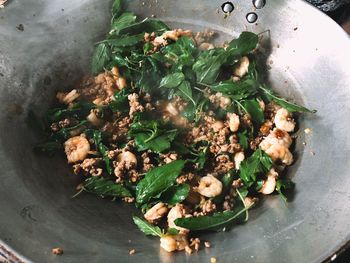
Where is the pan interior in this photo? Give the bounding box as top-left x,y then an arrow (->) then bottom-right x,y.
0,1 -> 350,263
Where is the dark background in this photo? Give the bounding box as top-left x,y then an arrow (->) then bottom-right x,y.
306,0 -> 350,31
335,247 -> 350,263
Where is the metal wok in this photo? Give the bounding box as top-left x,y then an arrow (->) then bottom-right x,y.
0,0 -> 350,262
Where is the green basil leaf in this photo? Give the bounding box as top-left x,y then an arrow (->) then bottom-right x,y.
183,66 -> 197,84
82,176 -> 132,198
110,53 -> 132,69
132,216 -> 163,237
185,141 -> 209,170
181,102 -> 195,122
243,99 -> 264,125
92,43 -> 111,75
162,37 -> 196,68
161,184 -> 190,205
180,94 -> 206,122
237,131 -> 249,150
259,85 -> 316,113
129,121 -> 177,153
143,42 -> 153,54
166,228 -> 180,235
136,160 -> 185,204
51,120 -> 88,141
193,48 -> 227,84
136,56 -> 164,92
151,52 -> 170,64
85,130 -> 113,175
174,190 -> 249,231
239,149 -> 273,187
112,0 -> 125,18
239,186 -> 249,198
177,80 -> 196,106
108,88 -> 131,113
105,34 -> 144,47
133,130 -> 177,153
210,79 -> 257,100
119,18 -> 169,35
173,37 -> 196,55
228,31 -> 259,56
159,72 -> 185,88
111,12 -> 137,34
174,208 -> 248,231
196,150 -> 207,170
276,179 -> 295,202
47,101 -> 95,122
171,141 -> 192,155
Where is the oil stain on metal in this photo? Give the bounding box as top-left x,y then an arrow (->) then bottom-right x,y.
20,205 -> 38,222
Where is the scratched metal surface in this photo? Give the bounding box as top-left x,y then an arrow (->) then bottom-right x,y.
0,0 -> 350,262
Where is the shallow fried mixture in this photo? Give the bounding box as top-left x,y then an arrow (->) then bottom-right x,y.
35,0 -> 314,254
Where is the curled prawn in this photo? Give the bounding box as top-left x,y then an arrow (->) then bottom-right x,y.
64,136 -> 90,164
160,234 -> 189,252
264,144 -> 293,165
274,108 -> 295,132
197,175 -> 223,198
167,204 -> 189,234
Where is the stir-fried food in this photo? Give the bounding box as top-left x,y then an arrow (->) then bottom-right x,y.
34,0 -> 315,254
